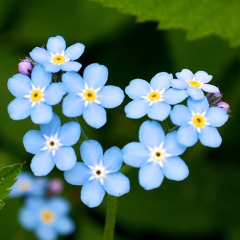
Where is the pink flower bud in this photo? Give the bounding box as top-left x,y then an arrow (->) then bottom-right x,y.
18,58 -> 33,76
46,178 -> 63,196
216,101 -> 230,113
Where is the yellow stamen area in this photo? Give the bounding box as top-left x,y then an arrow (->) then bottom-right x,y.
18,182 -> 31,191
52,55 -> 66,64
148,91 -> 160,102
192,114 -> 205,128
152,149 -> 165,162
83,89 -> 96,102
188,80 -> 201,88
30,90 -> 43,102
40,210 -> 55,224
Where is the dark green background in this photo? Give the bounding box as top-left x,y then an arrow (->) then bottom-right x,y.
0,0 -> 239,239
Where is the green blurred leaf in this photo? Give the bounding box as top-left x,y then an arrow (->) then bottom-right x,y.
0,163 -> 23,210
93,0 -> 240,47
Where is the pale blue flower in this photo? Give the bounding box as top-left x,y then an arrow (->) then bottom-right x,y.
23,113 -> 80,176
62,63 -> 124,128
122,120 -> 188,190
8,64 -> 66,124
30,35 -> 85,73
64,140 -> 130,208
19,196 -> 74,240
170,96 -> 229,147
124,72 -> 187,121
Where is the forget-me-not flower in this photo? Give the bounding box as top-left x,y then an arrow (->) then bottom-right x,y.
64,140 -> 130,208
124,72 -> 188,121
62,63 -> 124,128
23,113 -> 81,176
30,35 -> 85,73
122,120 -> 189,190
19,196 -> 75,240
8,64 -> 66,124
170,96 -> 228,147
171,69 -> 219,100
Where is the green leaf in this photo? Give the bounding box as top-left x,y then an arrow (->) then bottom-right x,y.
0,163 -> 23,210
93,0 -> 240,47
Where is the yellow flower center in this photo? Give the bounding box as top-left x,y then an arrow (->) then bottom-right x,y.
30,90 -> 43,102
188,80 -> 201,88
52,55 -> 66,64
152,149 -> 165,162
18,182 -> 31,191
40,210 -> 55,224
192,114 -> 205,128
148,91 -> 160,102
83,89 -> 96,102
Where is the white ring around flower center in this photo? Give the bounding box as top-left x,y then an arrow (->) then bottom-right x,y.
41,134 -> 62,156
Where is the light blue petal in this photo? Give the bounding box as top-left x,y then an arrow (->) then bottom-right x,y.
98,85 -> 124,108
125,79 -> 150,99
62,94 -> 84,117
31,102 -> 52,124
44,82 -> 66,105
139,120 -> 165,148
8,74 -> 31,97
18,208 -> 37,230
187,97 -> 209,113
23,130 -> 45,154
170,104 -> 191,126
205,107 -> 228,127
80,140 -> 103,166
31,64 -> 52,88
187,87 -> 204,100
83,63 -> 108,89
55,217 -> 75,235
81,179 -> 105,208
162,156 -> 189,180
164,131 -> 187,156
49,197 -> 70,214
163,89 -> 188,105
147,102 -> 171,121
202,84 -> 219,93
199,126 -> 222,147
64,162 -> 91,186
171,79 -> 188,89
83,103 -> 106,128
36,225 -> 57,240
104,172 -> 130,196
62,72 -> 85,93
25,197 -> 44,210
29,47 -> 51,63
61,61 -> 82,72
40,113 -> 61,136
150,72 -> 172,90
124,99 -> 148,119
8,98 -> 31,120
194,70 -> 212,83
54,147 -> 77,171
103,146 -> 122,172
139,162 -> 164,190
176,69 -> 193,81
47,35 -> 66,54
65,42 -> 85,60
43,62 -> 61,73
58,121 -> 81,146
177,125 -> 198,147
30,151 -> 55,176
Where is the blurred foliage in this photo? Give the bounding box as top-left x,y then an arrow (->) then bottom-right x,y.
0,0 -> 239,240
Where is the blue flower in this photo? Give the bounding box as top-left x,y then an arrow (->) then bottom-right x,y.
170,96 -> 229,147
30,35 -> 85,73
23,113 -> 81,176
124,72 -> 188,121
64,140 -> 130,208
172,69 -> 219,100
19,196 -> 75,240
7,64 -> 66,124
9,172 -> 47,198
122,120 -> 188,190
62,63 -> 125,128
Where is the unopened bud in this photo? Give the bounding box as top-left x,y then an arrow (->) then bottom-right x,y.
46,178 -> 63,196
18,58 -> 33,76
216,102 -> 230,113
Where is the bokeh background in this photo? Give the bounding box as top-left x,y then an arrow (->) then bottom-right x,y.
0,0 -> 239,239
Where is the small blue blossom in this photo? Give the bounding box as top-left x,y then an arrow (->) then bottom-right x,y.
124,72 -> 188,121
122,120 -> 188,190
62,63 -> 125,128
19,196 -> 75,240
64,140 -> 130,208
30,35 -> 85,73
23,113 -> 81,176
172,69 -> 219,100
9,172 -> 47,198
170,96 -> 229,147
7,64 -> 66,124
